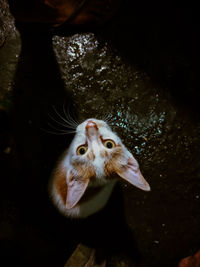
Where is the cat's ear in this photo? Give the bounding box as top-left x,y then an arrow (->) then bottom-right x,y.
117,157 -> 150,191
66,171 -> 89,209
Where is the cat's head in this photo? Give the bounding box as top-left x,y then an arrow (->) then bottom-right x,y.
60,118 -> 150,208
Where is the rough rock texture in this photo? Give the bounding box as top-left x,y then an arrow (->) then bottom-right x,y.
0,1 -> 200,267
64,244 -> 106,267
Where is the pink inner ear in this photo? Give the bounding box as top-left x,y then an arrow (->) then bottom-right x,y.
66,172 -> 89,209
117,157 -> 150,191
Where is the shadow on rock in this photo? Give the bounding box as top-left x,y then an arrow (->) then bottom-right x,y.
3,22 -> 141,266
6,23 -> 76,267
99,1 -> 200,113
68,184 -> 141,266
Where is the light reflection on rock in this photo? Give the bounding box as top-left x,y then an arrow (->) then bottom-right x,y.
53,33 -> 200,181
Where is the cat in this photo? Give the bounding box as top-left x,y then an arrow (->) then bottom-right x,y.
49,118 -> 150,218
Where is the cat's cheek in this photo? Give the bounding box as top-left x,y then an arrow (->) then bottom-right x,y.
104,159 -> 120,177
100,150 -> 109,158
54,168 -> 67,204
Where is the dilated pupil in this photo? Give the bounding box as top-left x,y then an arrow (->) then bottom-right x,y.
79,148 -> 86,154
106,142 -> 113,148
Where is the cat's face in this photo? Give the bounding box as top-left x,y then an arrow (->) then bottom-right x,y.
68,118 -> 124,180
60,118 -> 150,209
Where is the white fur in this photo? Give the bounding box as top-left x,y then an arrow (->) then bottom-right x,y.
49,118 -> 150,218
49,170 -> 116,218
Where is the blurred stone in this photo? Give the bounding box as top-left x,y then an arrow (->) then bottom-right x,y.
178,250 -> 200,267
64,244 -> 106,267
8,0 -> 121,28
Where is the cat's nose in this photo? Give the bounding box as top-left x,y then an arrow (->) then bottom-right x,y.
86,120 -> 98,130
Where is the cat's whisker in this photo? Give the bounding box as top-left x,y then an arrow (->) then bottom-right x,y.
47,122 -> 75,133
52,105 -> 76,127
108,118 -> 115,126
41,121 -> 77,135
48,113 -> 76,130
107,115 -> 114,122
62,104 -> 73,125
101,114 -> 108,122
65,104 -> 79,127
103,113 -> 112,121
103,114 -> 114,126
61,130 -> 77,134
41,128 -> 73,135
63,104 -> 79,128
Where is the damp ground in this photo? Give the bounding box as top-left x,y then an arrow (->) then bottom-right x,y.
0,1 -> 200,267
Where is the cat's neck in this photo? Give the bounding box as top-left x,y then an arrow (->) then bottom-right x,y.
50,169 -> 116,218
68,180 -> 116,218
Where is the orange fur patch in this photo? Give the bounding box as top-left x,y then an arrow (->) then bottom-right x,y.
72,161 -> 96,180
104,145 -> 124,176
86,150 -> 95,160
54,166 -> 67,204
53,143 -> 123,206
100,150 -> 108,158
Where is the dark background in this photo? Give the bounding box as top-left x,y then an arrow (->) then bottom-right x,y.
0,1 -> 200,266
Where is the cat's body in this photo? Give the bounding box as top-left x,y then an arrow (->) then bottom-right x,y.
49,118 -> 150,218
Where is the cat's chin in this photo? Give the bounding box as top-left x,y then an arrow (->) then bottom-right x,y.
64,180 -> 117,218
88,176 -> 114,187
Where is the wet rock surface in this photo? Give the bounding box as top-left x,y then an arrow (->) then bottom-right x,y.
52,32 -> 200,267
0,1 -> 200,267
0,0 -> 16,46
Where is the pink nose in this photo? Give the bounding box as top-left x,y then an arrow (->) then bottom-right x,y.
86,120 -> 98,130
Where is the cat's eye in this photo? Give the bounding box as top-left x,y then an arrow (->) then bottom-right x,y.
103,140 -> 116,149
77,145 -> 88,155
